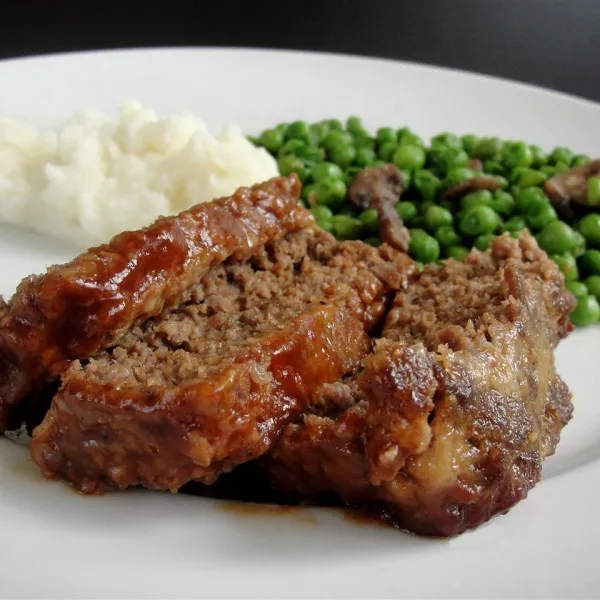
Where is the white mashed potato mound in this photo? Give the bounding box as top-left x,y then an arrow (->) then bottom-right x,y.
0,101 -> 278,247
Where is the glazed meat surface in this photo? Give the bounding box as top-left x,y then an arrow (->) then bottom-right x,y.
0,175 -> 311,431
268,232 -> 575,536
31,229 -> 415,493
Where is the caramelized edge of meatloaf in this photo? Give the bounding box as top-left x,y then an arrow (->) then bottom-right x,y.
31,228 -> 416,494
268,232 -> 575,536
0,175 -> 310,430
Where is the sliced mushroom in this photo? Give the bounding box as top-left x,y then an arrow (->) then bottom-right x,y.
348,164 -> 410,252
468,158 -> 483,172
443,176 -> 501,201
544,159 -> 600,219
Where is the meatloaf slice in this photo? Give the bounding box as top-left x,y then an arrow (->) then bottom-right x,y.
268,232 -> 575,536
0,175 -> 310,431
31,229 -> 415,494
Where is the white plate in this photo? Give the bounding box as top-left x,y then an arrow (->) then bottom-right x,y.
0,48 -> 598,599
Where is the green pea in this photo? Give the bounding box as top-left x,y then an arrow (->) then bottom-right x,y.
537,221 -> 579,254
526,202 -> 558,231
430,146 -> 469,172
461,134 -> 478,155
483,160 -> 505,175
549,147 -> 574,166
258,128 -> 284,153
310,122 -> 330,145
572,231 -> 587,258
311,162 -> 343,182
395,201 -> 418,223
435,225 -> 461,248
331,214 -> 363,240
376,127 -> 397,146
586,177 -> 600,206
494,175 -> 509,189
444,167 -> 475,189
578,214 -> 600,246
503,216 -> 527,233
378,142 -> 397,162
551,253 -> 579,281
580,249 -> 600,274
327,119 -> 343,131
530,145 -> 548,168
490,190 -> 515,216
359,208 -> 379,235
566,280 -> 589,299
392,144 -> 426,171
459,205 -> 500,237
329,144 -> 357,169
398,131 -> 425,148
516,168 -> 547,188
310,205 -> 333,222
275,123 -> 288,136
313,178 -> 347,208
355,147 -> 376,167
364,237 -> 382,247
413,170 -> 442,202
502,142 -> 533,169
474,234 -> 496,251
515,187 -> 547,213
446,245 -> 470,260
570,295 -> 600,326
277,155 -> 309,181
424,205 -> 453,232
293,145 -> 325,163
346,116 -> 364,135
414,261 -> 425,272
583,275 -> 600,299
353,133 -> 375,150
278,138 -> 306,157
572,154 -> 591,167
473,137 -> 503,159
431,132 -> 462,149
461,189 -> 493,211
408,229 -> 440,263
285,120 -> 313,145
323,130 -> 353,151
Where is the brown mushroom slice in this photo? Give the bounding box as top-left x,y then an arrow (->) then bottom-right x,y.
443,176 -> 501,201
348,164 -> 410,252
544,159 -> 600,219
468,158 -> 483,171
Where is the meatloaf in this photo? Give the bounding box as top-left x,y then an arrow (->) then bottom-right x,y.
31,228 -> 415,493
268,232 -> 575,536
0,175 -> 312,431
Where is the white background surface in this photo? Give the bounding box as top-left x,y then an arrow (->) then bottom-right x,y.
0,48 -> 598,599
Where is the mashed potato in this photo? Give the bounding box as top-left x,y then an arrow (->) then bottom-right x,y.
0,101 -> 278,247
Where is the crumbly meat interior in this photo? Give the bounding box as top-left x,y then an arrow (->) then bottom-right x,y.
79,228 -> 405,389
30,227 -> 414,493
268,232 -> 575,536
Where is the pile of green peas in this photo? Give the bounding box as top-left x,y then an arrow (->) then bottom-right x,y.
252,117 -> 600,327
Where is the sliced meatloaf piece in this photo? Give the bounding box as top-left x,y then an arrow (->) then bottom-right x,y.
0,175 -> 311,431
268,232 -> 575,536
31,229 -> 415,494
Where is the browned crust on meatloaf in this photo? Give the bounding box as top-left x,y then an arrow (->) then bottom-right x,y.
0,175 -> 311,431
31,229 -> 416,493
268,232 -> 575,536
